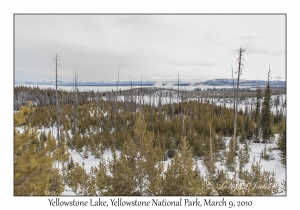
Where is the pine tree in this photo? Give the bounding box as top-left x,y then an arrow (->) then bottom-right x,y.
162,136 -> 205,195
83,147 -> 89,159
52,138 -> 70,165
68,163 -> 91,195
203,135 -> 216,177
68,156 -> 75,170
238,141 -> 250,178
137,130 -> 164,195
89,161 -> 106,195
213,169 -> 241,195
253,89 -> 262,142
92,112 -> 164,196
244,116 -> 253,140
241,160 -> 279,195
14,102 -> 63,195
261,68 -> 273,143
48,168 -> 65,196
104,146 -> 138,195
130,111 -> 164,195
278,122 -> 286,166
225,137 -> 237,172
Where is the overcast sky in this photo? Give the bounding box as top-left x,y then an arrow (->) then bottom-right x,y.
15,14 -> 285,82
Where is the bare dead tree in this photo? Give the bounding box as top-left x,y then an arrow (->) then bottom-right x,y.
96,90 -> 101,130
53,54 -> 61,147
181,106 -> 186,137
189,102 -> 193,133
140,75 -> 144,109
197,86 -> 200,103
117,67 -> 119,92
158,87 -> 162,120
222,87 -> 225,117
130,80 -> 133,113
113,90 -> 117,148
231,63 -> 235,110
73,71 -> 78,135
210,121 -> 213,175
233,47 -> 246,152
149,92 -> 153,122
178,72 -> 180,103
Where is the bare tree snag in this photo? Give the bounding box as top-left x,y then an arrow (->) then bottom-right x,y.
233,47 -> 246,152
53,54 -> 61,147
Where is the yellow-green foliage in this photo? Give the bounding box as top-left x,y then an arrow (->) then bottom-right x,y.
241,160 -> 280,195
162,136 -> 207,196
68,163 -> 92,195
14,102 -> 64,195
90,111 -> 164,196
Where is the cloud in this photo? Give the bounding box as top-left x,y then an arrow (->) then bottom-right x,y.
166,61 -> 218,67
246,48 -> 284,56
239,36 -> 260,40
14,15 -> 285,82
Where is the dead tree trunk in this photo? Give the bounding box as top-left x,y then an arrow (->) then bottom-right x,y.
53,54 -> 61,147
210,121 -> 213,175
233,47 -> 246,152
73,71 -> 78,135
177,72 -> 180,103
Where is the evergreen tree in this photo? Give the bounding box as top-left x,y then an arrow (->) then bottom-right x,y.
225,137 -> 237,172
68,163 -> 92,195
238,141 -> 250,178
83,147 -> 89,159
253,89 -> 262,142
101,146 -> 138,195
52,138 -> 70,165
89,159 -> 109,195
244,116 -> 253,140
162,136 -> 205,195
68,156 -> 75,170
48,168 -> 65,196
92,112 -> 164,196
130,111 -> 164,195
203,135 -> 216,177
261,68 -> 273,143
278,122 -> 286,166
14,102 -> 63,195
241,160 -> 279,195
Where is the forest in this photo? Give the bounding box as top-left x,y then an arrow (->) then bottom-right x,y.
14,82 -> 286,196
14,50 -> 286,196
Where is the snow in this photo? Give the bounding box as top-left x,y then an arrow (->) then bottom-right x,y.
244,141 -> 286,189
61,186 -> 76,195
16,122 -> 286,196
14,90 -> 286,196
69,148 -> 120,172
61,135 -> 286,196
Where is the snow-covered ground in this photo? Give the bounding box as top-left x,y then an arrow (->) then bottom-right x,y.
14,91 -> 286,196
60,134 -> 286,196
15,120 -> 286,196
61,149 -> 121,196
101,90 -> 286,116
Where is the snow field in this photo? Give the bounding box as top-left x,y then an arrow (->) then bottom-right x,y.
61,134 -> 285,195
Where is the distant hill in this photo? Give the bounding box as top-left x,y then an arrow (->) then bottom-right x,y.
196,79 -> 286,87
15,78 -> 286,87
